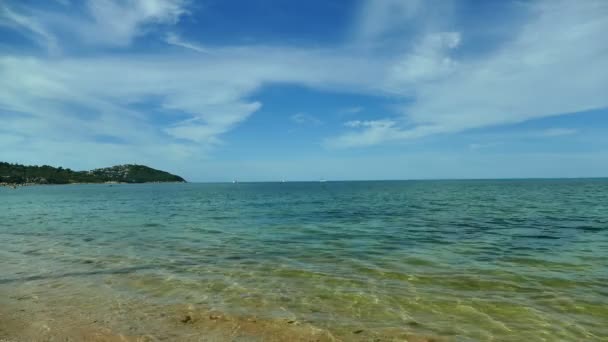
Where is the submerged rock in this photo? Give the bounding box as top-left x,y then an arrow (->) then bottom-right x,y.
208,313 -> 222,320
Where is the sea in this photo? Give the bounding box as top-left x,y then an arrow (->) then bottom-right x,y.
1,180 -> 607,341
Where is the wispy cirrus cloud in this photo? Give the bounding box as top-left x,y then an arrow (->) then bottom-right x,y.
0,44 -> 382,170
1,0 -> 189,51
291,113 -> 323,126
0,4 -> 59,54
338,106 -> 364,116
328,0 -> 608,148
326,120 -> 443,148
166,102 -> 262,143
165,32 -> 211,53
82,0 -> 189,46
538,128 -> 578,137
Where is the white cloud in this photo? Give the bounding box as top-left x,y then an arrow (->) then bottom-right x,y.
1,0 -> 189,50
0,46 -> 384,170
291,113 -> 322,125
327,120 -> 442,148
166,102 -> 262,143
355,0 -> 423,43
331,0 -> 608,148
339,106 -> 364,115
538,128 -> 578,137
407,1 -> 607,128
0,4 -> 59,54
385,32 -> 460,89
330,120 -> 400,148
82,0 -> 188,46
165,32 -> 211,53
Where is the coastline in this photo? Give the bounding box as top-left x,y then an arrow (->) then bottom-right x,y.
0,181 -> 186,188
1,162 -> 186,187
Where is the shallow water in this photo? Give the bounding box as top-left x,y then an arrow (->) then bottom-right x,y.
1,180 -> 607,341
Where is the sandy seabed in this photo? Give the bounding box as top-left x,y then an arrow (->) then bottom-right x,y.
0,284 -> 443,342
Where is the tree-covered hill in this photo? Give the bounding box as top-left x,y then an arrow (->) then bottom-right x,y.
0,162 -> 186,185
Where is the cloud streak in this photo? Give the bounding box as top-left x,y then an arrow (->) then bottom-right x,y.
165,32 -> 211,53
83,0 -> 188,46
0,4 -> 59,54
1,0 -> 189,52
291,113 -> 323,126
537,128 -> 578,137
328,0 -> 608,148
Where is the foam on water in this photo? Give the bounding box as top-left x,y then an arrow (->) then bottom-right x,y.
1,180 -> 607,340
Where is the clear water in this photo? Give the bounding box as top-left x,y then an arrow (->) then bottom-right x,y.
1,180 -> 607,341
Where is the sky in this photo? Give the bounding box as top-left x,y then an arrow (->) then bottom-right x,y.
0,0 -> 607,182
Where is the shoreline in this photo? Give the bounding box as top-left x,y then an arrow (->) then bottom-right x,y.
0,181 -> 186,188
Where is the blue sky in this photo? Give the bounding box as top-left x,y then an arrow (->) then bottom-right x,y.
0,0 -> 607,181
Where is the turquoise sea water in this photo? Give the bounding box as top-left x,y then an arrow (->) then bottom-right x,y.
1,180 -> 607,341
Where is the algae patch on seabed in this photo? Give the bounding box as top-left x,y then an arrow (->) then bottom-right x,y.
0,284 -> 444,342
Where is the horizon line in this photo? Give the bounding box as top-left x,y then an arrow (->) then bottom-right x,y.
185,176 -> 608,184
